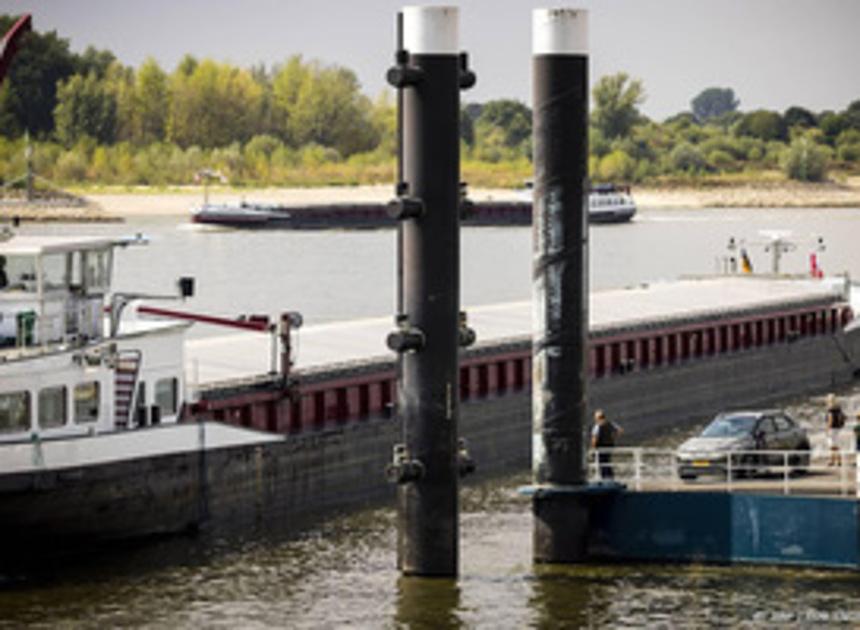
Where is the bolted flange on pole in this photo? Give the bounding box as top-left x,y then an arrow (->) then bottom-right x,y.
530,8 -> 592,563
385,5 -> 474,577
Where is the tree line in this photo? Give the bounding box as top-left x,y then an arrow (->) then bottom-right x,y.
1,15 -> 859,188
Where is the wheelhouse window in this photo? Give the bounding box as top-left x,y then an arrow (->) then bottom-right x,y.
2,255 -> 37,292
74,382 -> 100,424
83,249 -> 112,293
155,378 -> 178,416
41,254 -> 67,292
38,385 -> 67,429
0,391 -> 31,433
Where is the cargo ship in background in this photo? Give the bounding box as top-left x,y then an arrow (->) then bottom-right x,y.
189,183 -> 636,229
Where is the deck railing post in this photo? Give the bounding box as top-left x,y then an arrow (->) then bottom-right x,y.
840,450 -> 848,496
855,452 -> 859,499
633,448 -> 642,492
726,454 -> 733,492
783,451 -> 790,496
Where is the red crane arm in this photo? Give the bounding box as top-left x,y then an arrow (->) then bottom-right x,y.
0,13 -> 32,83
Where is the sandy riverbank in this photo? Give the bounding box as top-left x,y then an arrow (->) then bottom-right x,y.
2,179 -> 860,222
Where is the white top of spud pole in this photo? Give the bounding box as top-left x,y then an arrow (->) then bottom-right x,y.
402,6 -> 459,54
532,8 -> 588,55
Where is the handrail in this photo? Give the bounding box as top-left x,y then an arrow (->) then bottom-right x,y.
588,446 -> 859,498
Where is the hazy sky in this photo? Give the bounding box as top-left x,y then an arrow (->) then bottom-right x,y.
3,0 -> 859,119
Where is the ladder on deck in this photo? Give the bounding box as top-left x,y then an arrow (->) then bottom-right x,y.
114,350 -> 142,428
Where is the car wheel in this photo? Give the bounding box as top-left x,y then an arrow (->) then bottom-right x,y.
790,440 -> 811,475
678,470 -> 697,481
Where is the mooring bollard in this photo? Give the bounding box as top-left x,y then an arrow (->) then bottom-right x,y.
385,5 -> 474,577
530,7 -> 591,563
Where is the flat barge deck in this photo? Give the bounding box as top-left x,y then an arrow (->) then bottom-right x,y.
185,275 -> 858,445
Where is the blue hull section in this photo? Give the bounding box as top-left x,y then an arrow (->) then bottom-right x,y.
586,491 -> 859,570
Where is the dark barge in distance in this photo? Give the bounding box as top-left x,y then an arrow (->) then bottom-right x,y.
189,185 -> 636,229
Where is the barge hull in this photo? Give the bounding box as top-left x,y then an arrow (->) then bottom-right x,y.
1,331 -> 856,563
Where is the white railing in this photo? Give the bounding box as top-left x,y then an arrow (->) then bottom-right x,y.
588,447 -> 859,497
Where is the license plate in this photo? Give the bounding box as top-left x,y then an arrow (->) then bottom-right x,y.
692,460 -> 710,467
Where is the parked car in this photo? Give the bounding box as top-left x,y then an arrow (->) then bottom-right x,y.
676,410 -> 811,480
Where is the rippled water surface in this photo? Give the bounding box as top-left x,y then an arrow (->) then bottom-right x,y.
4,206 -> 860,627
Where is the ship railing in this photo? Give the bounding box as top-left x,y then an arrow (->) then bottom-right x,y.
588,447 -> 859,498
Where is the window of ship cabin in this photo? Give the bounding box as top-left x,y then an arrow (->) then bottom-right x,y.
155,377 -> 178,416
0,391 -> 30,433
74,381 -> 100,423
82,249 -> 111,292
2,255 -> 37,292
38,385 -> 67,429
41,254 -> 67,292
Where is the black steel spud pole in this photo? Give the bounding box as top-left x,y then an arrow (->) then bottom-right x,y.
385,6 -> 472,577
531,8 -> 591,563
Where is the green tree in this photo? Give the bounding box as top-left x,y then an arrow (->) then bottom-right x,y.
691,87 -> 739,123
167,59 -> 263,148
53,72 -> 117,145
271,56 -> 311,145
131,58 -> 169,144
781,134 -> 828,181
591,72 -> 645,140
844,100 -> 860,128
369,92 -> 397,156
0,15 -> 78,137
783,106 -> 816,129
76,45 -> 116,79
735,110 -> 787,141
103,62 -> 135,142
460,104 -> 477,147
473,99 -> 532,156
818,111 -> 846,145
274,59 -> 378,156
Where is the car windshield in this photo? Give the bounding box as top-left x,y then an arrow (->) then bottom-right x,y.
701,414 -> 757,438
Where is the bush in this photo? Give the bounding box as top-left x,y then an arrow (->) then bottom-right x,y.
596,149 -> 636,181
54,149 -> 88,182
781,136 -> 829,181
837,143 -> 860,163
707,149 -> 736,172
669,142 -> 707,172
735,110 -> 787,141
700,135 -> 745,160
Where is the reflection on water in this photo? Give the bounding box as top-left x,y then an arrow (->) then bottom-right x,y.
3,456 -> 859,628
395,577 -> 462,629
4,208 -> 860,626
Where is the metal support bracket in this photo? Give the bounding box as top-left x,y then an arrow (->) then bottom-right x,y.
458,311 -> 476,348
387,314 -> 425,353
386,50 -> 424,88
458,437 -> 476,478
458,52 -> 476,90
387,195 -> 425,220
386,444 -> 426,484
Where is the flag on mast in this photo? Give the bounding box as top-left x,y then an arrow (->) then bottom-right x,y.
740,248 -> 753,274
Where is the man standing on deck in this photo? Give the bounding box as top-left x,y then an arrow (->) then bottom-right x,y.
825,393 -> 845,466
591,409 -> 622,480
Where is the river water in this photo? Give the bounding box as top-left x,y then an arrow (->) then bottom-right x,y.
3,206 -> 860,627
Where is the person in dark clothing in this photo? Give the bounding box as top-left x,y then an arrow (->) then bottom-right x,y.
591,409 -> 622,480
0,256 -> 7,289
825,393 -> 846,466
